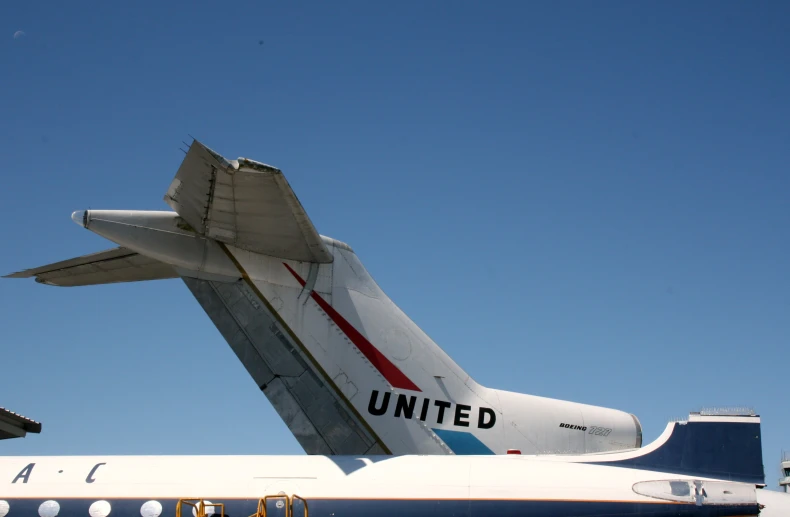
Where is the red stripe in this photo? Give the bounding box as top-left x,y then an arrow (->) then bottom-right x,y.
283,263 -> 421,392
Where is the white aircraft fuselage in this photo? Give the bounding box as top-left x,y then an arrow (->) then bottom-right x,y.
1,410 -> 784,516
1,450 -> 787,517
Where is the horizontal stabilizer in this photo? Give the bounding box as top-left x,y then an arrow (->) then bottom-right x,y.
164,140 -> 333,263
4,247 -> 177,287
585,411 -> 765,485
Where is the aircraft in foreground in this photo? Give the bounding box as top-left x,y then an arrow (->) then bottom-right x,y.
6,140 -> 645,456
1,411 -> 788,517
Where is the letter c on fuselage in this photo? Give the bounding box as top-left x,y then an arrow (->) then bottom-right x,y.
86,463 -> 106,483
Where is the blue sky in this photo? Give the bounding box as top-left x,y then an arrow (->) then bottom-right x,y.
2,0 -> 788,488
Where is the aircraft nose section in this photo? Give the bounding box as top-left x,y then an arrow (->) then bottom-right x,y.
71,210 -> 88,228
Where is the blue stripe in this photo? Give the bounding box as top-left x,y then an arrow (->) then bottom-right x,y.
431,428 -> 495,455
0,497 -> 760,517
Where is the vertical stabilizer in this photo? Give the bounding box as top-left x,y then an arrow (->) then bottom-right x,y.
209,237 -> 643,456
580,410 -> 765,485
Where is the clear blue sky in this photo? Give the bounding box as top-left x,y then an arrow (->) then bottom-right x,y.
2,0 -> 788,488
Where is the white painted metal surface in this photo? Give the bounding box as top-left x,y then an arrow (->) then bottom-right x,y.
0,454 -> 762,501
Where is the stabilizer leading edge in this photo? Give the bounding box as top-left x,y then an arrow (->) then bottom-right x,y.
182,275 -> 389,455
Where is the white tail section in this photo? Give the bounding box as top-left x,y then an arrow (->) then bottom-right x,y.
225,237 -> 642,456
5,140 -> 643,457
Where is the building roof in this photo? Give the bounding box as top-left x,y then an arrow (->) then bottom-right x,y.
0,407 -> 42,439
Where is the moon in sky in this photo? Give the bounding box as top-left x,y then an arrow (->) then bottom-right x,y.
13,30 -> 25,39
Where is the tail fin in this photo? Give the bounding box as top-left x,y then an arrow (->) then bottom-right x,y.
8,140 -> 646,458
584,410 -> 765,485
203,237 -> 643,456
161,142 -> 644,457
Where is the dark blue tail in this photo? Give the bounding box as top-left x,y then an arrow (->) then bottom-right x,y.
588,411 -> 764,485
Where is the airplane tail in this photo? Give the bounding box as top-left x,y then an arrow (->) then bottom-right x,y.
5,140 -> 645,457
208,235 -> 643,456
574,410 -> 765,486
